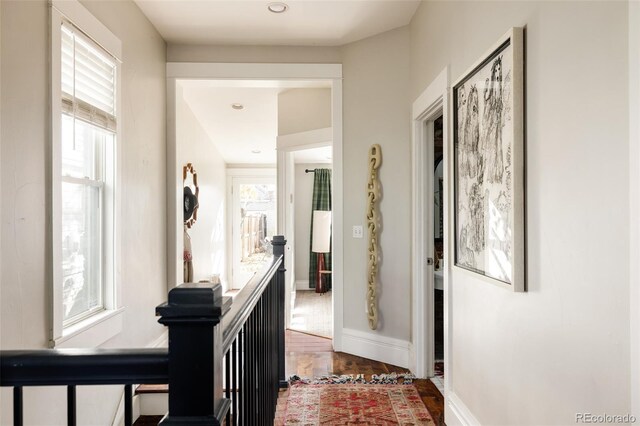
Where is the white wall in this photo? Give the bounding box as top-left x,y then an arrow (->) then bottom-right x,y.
630,0 -> 640,419
294,163 -> 332,288
340,26 -> 412,341
0,0 -> 167,424
176,83 -> 227,286
278,88 -> 331,136
411,2 -> 630,424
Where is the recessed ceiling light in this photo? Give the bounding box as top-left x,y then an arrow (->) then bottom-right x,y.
251,150 -> 262,154
267,2 -> 288,13
231,103 -> 244,110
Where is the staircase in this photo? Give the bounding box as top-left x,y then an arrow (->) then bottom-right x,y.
133,384 -> 168,424
1,236 -> 288,426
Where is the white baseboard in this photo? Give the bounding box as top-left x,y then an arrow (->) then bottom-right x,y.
148,331 -> 168,348
111,393 -> 141,426
446,392 -> 480,426
140,393 -> 168,416
133,395 -> 141,425
296,280 -> 311,290
341,328 -> 410,369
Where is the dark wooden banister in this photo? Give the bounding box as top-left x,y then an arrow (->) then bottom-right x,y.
0,235 -> 287,426
0,349 -> 168,386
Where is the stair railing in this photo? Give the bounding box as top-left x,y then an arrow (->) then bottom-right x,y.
0,236 -> 287,426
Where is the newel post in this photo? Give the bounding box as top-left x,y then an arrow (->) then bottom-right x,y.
271,235 -> 288,388
156,283 -> 232,425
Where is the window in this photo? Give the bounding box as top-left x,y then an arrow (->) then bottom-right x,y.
51,1 -> 123,347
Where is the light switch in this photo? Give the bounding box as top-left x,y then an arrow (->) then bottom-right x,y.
353,225 -> 364,238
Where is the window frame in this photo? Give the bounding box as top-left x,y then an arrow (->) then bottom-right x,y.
50,0 -> 123,348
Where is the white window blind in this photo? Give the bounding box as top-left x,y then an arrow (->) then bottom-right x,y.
61,23 -> 117,132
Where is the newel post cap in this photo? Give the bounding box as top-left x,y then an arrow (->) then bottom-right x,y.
156,283 -> 231,325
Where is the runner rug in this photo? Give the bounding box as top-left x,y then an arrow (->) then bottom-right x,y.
274,374 -> 435,425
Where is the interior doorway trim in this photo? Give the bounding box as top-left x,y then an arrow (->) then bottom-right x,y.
166,63 -> 344,351
277,141 -> 332,331
410,67 -> 450,384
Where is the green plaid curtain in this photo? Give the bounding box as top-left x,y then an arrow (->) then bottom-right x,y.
309,169 -> 332,289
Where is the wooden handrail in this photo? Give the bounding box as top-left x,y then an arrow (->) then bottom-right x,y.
0,348 -> 168,387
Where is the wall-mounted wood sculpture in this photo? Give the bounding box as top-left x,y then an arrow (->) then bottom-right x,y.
366,144 -> 382,330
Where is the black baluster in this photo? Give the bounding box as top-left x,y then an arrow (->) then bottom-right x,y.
67,385 -> 76,426
266,282 -> 273,420
272,277 -> 278,417
225,350 -> 231,425
240,328 -> 245,426
271,236 -> 287,389
271,275 -> 276,414
251,310 -> 257,425
254,301 -> 259,424
264,294 -> 269,424
13,386 -> 22,426
259,296 -> 265,425
245,319 -> 250,426
232,338 -> 238,426
124,384 -> 133,426
249,313 -> 254,426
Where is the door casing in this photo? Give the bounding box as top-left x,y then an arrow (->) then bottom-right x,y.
410,67 -> 451,393
166,63 -> 344,351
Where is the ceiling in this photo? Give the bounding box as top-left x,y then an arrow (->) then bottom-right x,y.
142,1 -> 419,162
134,0 -> 421,46
179,80 -> 332,165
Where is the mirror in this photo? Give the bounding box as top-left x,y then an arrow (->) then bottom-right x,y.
183,163 -> 199,228
434,158 -> 443,239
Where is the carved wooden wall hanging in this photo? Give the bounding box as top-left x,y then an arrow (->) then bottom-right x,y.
366,144 -> 381,330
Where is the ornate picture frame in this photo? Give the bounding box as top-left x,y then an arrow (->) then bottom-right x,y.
452,27 -> 525,291
183,163 -> 199,229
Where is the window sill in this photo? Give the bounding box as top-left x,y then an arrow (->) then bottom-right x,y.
51,307 -> 125,348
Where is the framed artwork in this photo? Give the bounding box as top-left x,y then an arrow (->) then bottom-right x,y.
452,27 -> 525,291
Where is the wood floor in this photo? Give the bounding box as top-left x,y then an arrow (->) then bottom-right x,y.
285,330 -> 445,425
135,330 -> 445,425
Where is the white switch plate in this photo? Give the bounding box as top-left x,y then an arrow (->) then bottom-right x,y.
352,225 -> 364,238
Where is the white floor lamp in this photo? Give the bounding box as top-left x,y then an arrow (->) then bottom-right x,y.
312,210 -> 331,293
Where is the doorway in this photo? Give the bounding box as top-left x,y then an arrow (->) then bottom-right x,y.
410,68 -> 450,392
230,176 -> 277,290
166,63 -> 345,350
289,148 -> 333,339
431,116 -> 445,393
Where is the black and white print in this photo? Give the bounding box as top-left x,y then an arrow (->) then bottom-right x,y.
454,41 -> 514,284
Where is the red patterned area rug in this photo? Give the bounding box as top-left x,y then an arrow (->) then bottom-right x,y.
274,382 -> 434,425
